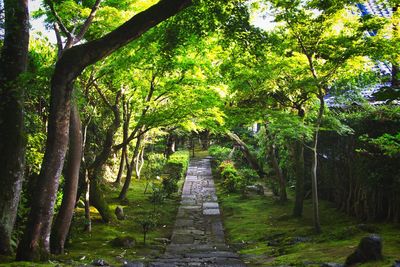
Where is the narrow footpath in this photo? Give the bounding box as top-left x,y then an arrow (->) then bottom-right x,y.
150,157 -> 246,267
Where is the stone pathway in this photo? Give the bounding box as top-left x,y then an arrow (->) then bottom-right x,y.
149,157 -> 246,267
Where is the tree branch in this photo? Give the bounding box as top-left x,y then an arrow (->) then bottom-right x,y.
47,1 -> 72,39
93,82 -> 113,109
73,0 -> 103,45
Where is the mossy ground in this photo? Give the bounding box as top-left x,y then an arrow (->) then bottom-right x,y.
217,184 -> 400,267
0,178 -> 180,266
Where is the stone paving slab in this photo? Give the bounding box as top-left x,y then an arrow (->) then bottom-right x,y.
203,202 -> 219,209
203,209 -> 220,216
150,158 -> 246,267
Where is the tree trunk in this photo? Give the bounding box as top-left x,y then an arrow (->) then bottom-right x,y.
200,130 -> 210,150
136,145 -> 145,179
88,89 -> 122,223
83,169 -> 91,232
0,0 -> 29,255
165,134 -> 176,159
115,147 -> 126,185
16,0 -> 191,260
310,95 -> 324,234
227,132 -> 264,177
119,133 -> 144,201
50,104 -> 82,254
292,140 -> 305,217
16,81 -> 72,261
115,95 -> 131,184
269,143 -> 287,202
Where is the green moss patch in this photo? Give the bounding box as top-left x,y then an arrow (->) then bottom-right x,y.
1,178 -> 180,266
217,184 -> 400,267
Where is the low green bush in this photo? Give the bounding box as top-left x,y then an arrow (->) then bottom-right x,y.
219,160 -> 246,192
163,150 -> 190,180
238,167 -> 259,183
161,150 -> 190,195
161,177 -> 179,196
208,145 -> 231,166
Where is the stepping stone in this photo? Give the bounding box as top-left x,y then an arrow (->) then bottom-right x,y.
203,202 -> 219,209
203,209 -> 220,215
186,175 -> 198,181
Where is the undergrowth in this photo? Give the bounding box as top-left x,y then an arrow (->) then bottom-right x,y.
217,184 -> 400,267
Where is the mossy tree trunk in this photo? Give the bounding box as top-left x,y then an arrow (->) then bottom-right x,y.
0,0 -> 29,255
16,0 -> 192,260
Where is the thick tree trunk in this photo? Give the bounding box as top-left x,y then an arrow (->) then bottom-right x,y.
16,81 -> 72,261
292,140 -> 305,217
0,0 -> 29,255
119,134 -> 144,201
269,143 -> 287,202
50,104 -> 82,254
227,132 -> 264,177
17,0 -> 191,260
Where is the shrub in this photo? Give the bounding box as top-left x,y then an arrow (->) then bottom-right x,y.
162,177 -> 179,196
208,145 -> 231,166
143,153 -> 166,180
137,212 -> 159,245
161,150 -> 189,195
148,184 -> 166,204
238,167 -> 259,183
163,150 -> 190,180
219,160 -> 245,192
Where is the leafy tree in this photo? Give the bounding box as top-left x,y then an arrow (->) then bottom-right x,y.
16,0 -> 192,261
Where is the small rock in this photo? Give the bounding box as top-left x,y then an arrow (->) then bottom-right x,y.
115,206 -> 125,220
111,236 -> 136,248
393,260 -> 400,267
245,184 -> 264,195
92,259 -> 109,266
345,234 -> 383,266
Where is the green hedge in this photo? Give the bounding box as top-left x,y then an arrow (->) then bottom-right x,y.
163,150 -> 190,180
162,150 -> 190,195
